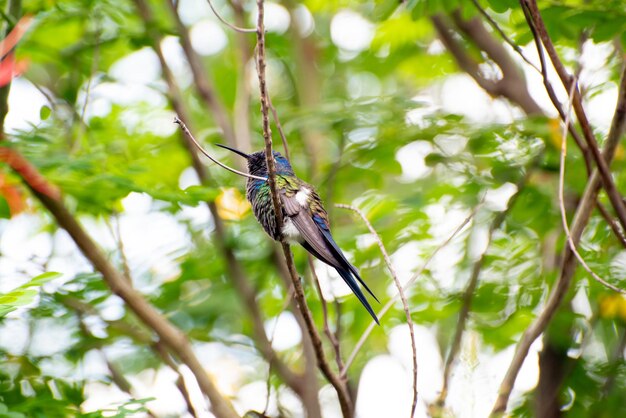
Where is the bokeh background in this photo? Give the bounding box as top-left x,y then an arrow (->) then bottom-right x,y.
1,0 -> 626,417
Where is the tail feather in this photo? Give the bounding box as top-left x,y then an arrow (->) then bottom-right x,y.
318,227 -> 380,303
335,267 -> 380,325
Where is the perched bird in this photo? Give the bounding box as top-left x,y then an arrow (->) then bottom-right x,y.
216,144 -> 379,324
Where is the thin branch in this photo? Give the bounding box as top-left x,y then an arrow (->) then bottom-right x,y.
518,3 -> 626,248
342,204 -> 479,376
79,18 -> 100,125
490,18 -> 626,414
458,1 -> 625,248
268,95 -> 290,161
206,0 -> 256,33
174,116 -> 267,181
336,203 -> 418,417
255,1 -> 353,416
520,1 -> 592,172
597,203 -> 626,247
271,249 -> 324,418
104,215 -> 132,283
557,80 -> 625,294
309,255 -> 344,371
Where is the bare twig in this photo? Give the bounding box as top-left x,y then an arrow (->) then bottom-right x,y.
268,95 -> 290,161
597,203 -> 626,248
104,215 -> 132,283
342,204 -> 479,376
308,255 -> 344,371
518,2 -> 626,248
255,1 -> 353,416
206,0 -> 256,33
174,116 -> 267,181
557,80 -> 625,294
520,2 -> 592,172
336,203 -> 418,417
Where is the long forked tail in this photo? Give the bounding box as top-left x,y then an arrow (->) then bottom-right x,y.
335,267 -> 380,325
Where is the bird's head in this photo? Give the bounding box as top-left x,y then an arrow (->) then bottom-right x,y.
216,144 -> 294,177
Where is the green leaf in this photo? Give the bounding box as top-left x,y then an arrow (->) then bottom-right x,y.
39,105 -> 52,120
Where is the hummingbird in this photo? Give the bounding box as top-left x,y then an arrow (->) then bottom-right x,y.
216,144 -> 380,324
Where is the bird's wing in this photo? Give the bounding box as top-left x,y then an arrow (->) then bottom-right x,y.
280,188 -> 338,267
279,187 -> 379,303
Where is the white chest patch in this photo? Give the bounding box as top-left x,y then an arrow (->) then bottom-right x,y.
282,217 -> 302,243
295,188 -> 310,206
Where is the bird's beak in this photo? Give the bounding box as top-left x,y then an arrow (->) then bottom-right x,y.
215,143 -> 251,159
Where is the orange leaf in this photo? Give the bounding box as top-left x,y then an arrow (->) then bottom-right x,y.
0,172 -> 26,216
0,16 -> 33,57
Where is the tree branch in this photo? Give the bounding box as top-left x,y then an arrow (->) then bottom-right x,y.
557,81 -> 626,294
255,1 -> 353,416
206,0 -> 255,33
450,11 -> 543,116
174,117 -> 266,181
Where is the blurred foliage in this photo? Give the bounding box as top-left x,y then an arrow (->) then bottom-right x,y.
1,0 -> 626,416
